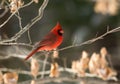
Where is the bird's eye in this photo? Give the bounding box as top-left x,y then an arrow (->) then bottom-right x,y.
58,29 -> 63,36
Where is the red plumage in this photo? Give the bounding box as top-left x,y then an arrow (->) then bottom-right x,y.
25,22 -> 64,60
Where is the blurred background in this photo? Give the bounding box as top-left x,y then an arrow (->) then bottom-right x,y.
0,0 -> 120,82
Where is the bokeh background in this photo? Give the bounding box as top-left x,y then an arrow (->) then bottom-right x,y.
0,0 -> 120,82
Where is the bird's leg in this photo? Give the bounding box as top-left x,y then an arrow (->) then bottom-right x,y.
41,51 -> 49,78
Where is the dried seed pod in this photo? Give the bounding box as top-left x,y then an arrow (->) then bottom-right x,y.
71,61 -> 77,73
100,47 -> 108,68
71,51 -> 89,77
89,53 -> 101,74
80,51 -> 89,70
49,62 -> 59,77
94,0 -> 119,15
108,0 -> 119,15
53,49 -> 59,58
31,58 -> 40,78
100,47 -> 108,57
33,0 -> 39,3
97,66 -> 117,80
9,0 -> 24,13
10,1 -> 17,13
17,0 -> 24,7
77,51 -> 89,76
31,80 -> 36,84
3,72 -> 18,84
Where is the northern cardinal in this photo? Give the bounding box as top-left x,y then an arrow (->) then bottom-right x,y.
25,22 -> 64,60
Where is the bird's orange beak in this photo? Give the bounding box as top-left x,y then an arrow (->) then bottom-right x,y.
60,30 -> 64,34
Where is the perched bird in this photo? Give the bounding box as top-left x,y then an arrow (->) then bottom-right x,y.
25,22 -> 64,60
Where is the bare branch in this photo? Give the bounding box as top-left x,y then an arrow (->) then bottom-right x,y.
0,67 -> 117,84
0,12 -> 15,29
0,67 -> 94,77
0,6 -> 9,18
16,11 -> 23,29
0,0 -> 49,43
41,53 -> 49,78
0,42 -> 33,47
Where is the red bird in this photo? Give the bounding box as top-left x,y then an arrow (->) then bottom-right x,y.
25,22 -> 64,60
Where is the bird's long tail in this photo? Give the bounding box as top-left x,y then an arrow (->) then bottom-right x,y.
25,48 -> 39,60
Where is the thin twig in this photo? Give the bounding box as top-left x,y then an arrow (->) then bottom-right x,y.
41,52 -> 49,78
27,30 -> 32,44
0,0 -> 5,6
0,12 -> 15,29
0,6 -> 9,18
21,0 -> 34,8
17,11 -> 23,30
0,0 -> 16,29
0,42 -> 33,47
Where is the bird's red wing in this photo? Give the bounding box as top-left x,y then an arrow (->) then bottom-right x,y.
34,33 -> 57,50
25,33 -> 57,60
